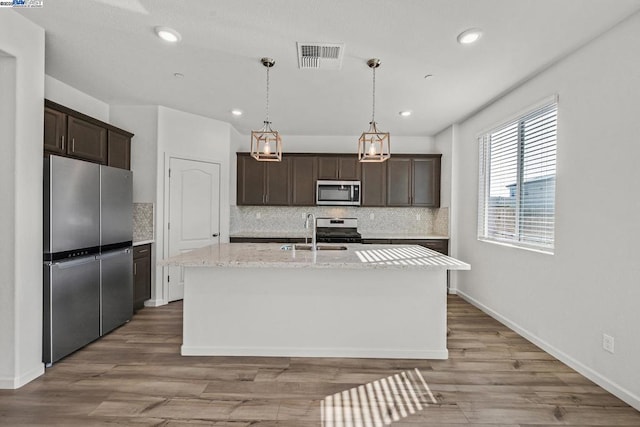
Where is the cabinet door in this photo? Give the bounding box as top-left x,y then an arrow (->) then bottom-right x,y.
412,158 -> 440,207
237,154 -> 266,205
107,130 -> 131,170
67,116 -> 107,163
337,156 -> 360,180
317,156 -> 338,179
44,107 -> 67,154
291,156 -> 317,206
265,158 -> 291,205
133,246 -> 151,311
361,162 -> 386,206
386,157 -> 412,206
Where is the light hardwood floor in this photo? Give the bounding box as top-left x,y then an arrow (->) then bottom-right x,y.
1,295 -> 638,426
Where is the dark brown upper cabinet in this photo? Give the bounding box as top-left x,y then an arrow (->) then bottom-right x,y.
237,153 -> 291,206
412,157 -> 441,207
291,155 -> 317,206
236,152 -> 440,208
44,107 -> 67,155
43,100 -> 133,170
317,155 -> 360,180
67,116 -> 107,163
387,155 -> 441,207
361,161 -> 386,207
107,130 -> 131,170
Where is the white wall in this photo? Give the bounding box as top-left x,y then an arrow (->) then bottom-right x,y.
0,11 -> 45,388
155,107 -> 232,304
109,106 -> 159,203
45,75 -> 109,122
435,124 -> 462,289
452,12 -> 640,409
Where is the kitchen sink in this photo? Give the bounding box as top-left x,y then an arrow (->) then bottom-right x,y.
280,244 -> 348,251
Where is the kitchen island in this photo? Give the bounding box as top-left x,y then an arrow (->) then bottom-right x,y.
161,243 -> 470,360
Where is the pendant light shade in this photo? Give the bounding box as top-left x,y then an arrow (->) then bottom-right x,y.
251,57 -> 282,162
358,58 -> 390,162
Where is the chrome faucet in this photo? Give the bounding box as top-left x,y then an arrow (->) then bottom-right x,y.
304,213 -> 317,251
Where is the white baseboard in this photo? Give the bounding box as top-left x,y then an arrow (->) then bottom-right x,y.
0,364 -> 44,389
181,346 -> 448,360
455,289 -> 640,411
144,298 -> 167,307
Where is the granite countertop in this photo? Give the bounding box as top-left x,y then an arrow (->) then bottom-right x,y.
230,231 -> 449,240
159,243 -> 469,271
230,231 -> 308,239
133,240 -> 154,246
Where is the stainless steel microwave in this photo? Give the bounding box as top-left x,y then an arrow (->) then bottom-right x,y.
316,180 -> 361,206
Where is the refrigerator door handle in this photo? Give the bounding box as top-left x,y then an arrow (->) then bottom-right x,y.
52,256 -> 99,269
98,248 -> 132,260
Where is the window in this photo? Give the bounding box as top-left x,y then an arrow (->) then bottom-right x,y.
478,99 -> 557,252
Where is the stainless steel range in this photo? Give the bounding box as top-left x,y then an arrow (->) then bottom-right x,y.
315,217 -> 362,243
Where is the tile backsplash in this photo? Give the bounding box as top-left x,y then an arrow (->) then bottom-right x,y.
231,206 -> 449,236
133,202 -> 154,242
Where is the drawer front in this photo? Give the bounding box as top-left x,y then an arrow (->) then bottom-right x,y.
133,244 -> 151,259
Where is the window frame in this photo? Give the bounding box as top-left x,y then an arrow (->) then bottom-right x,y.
477,96 -> 558,254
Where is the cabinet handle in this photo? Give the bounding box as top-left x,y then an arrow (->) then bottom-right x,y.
61,135 -> 65,151
134,263 -> 137,275
212,233 -> 219,237
138,249 -> 148,253
71,138 -> 75,152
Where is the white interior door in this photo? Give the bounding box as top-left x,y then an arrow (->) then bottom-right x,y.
167,158 -> 220,302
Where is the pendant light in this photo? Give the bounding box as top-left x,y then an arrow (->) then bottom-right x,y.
358,58 -> 390,162
251,57 -> 282,162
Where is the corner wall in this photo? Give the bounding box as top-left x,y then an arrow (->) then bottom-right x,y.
45,75 -> 109,122
452,12 -> 640,409
155,107 -> 232,304
0,11 -> 45,388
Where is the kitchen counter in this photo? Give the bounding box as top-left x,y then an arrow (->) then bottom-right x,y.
159,242 -> 468,270
230,231 -> 449,240
133,239 -> 154,246
163,243 -> 469,360
230,231 -> 308,239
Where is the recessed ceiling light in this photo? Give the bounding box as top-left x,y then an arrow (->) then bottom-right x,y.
155,26 -> 182,43
457,28 -> 483,45
399,111 -> 412,117
231,109 -> 243,116
173,72 -> 184,78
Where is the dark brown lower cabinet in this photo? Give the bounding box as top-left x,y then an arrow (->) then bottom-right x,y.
362,238 -> 449,255
133,244 -> 151,311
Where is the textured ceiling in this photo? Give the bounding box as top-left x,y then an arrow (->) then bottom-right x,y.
17,0 -> 640,136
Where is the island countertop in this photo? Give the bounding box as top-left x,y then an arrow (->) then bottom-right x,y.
159,242 -> 470,270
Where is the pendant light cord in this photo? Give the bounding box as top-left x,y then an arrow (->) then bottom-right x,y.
265,65 -> 270,124
371,66 -> 376,123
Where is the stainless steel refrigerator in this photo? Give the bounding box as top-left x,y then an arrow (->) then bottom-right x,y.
43,155 -> 133,365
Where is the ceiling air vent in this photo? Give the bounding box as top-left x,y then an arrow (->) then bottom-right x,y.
297,42 -> 345,70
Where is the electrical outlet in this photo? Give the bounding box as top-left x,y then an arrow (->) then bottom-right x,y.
256,212 -> 261,219
370,213 -> 375,220
416,213 -> 421,221
603,334 -> 615,353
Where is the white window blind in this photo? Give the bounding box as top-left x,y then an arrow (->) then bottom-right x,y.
478,101 -> 557,252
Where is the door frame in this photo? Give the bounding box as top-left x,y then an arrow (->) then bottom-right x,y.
162,154 -> 222,304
